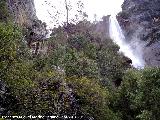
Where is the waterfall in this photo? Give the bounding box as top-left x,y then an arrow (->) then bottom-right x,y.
109,15 -> 145,68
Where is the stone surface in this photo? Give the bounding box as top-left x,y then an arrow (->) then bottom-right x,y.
7,0 -> 37,26
95,15 -> 111,40
117,0 -> 160,67
6,0 -> 48,43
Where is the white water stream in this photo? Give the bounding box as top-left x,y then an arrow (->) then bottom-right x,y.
109,15 -> 145,68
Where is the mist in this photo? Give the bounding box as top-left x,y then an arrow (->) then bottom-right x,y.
109,15 -> 145,68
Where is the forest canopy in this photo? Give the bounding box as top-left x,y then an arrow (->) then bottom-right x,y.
0,1 -> 160,120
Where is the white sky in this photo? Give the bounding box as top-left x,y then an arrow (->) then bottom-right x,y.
34,0 -> 124,28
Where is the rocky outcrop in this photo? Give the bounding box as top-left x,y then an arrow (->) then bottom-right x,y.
117,0 -> 160,67
7,0 -> 37,26
6,0 -> 48,43
95,15 -> 111,39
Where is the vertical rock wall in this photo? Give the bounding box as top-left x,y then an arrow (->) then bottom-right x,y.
117,0 -> 160,67
6,0 -> 48,43
7,0 -> 37,26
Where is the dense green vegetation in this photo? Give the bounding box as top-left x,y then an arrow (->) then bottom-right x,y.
0,7 -> 160,120
110,68 -> 160,120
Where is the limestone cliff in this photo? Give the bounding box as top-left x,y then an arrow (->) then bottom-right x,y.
117,0 -> 160,67
7,0 -> 37,26
4,0 -> 48,43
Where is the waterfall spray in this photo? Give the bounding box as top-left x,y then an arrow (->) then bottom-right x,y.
109,15 -> 145,68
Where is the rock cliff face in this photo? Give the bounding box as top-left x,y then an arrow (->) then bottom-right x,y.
95,15 -> 110,39
7,0 -> 37,26
117,0 -> 160,67
6,0 -> 48,42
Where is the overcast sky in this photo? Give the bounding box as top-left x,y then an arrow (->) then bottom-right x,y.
34,0 -> 124,28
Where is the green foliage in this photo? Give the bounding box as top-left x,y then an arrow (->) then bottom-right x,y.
0,22 -> 22,80
0,27 -> 67,115
48,21 -> 130,84
96,40 -> 129,86
0,19 -> 132,120
3,18 -> 159,120
0,22 -> 35,115
66,77 -> 120,120
110,68 -> 160,120
64,47 -> 99,78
